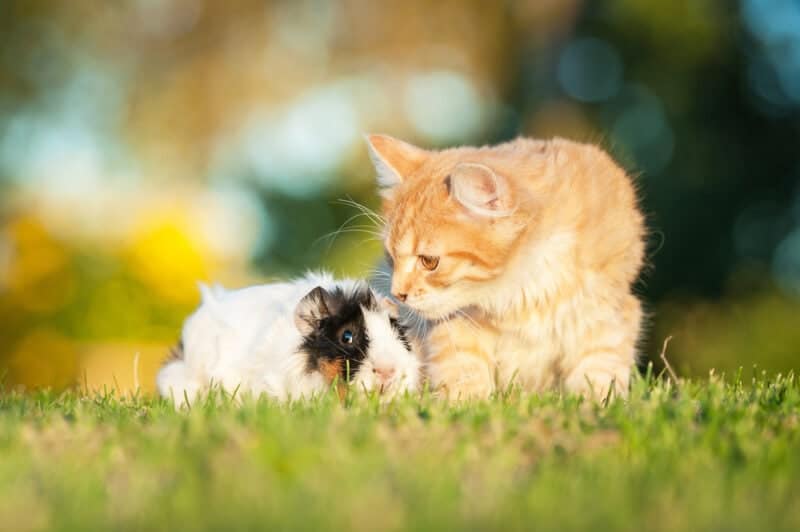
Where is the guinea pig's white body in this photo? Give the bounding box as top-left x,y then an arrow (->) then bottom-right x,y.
157,272 -> 420,404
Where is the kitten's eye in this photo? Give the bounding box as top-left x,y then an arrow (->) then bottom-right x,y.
340,330 -> 354,344
419,255 -> 440,271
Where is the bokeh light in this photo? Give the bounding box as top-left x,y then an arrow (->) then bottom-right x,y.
558,37 -> 624,103
405,70 -> 487,144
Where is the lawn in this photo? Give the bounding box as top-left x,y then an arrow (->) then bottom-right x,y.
1,371 -> 798,531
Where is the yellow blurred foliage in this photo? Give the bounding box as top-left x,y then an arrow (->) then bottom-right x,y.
1,216 -> 76,313
6,329 -> 78,389
79,342 -> 167,395
126,210 -> 217,305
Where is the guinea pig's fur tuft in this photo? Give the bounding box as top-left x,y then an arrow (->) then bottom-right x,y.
351,306 -> 421,394
294,281 -> 421,393
296,283 -> 378,382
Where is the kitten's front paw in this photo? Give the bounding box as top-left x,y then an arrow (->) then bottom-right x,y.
564,355 -> 631,401
428,354 -> 494,400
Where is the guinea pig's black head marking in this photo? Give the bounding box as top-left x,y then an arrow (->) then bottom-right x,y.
294,284 -> 379,383
389,317 -> 412,352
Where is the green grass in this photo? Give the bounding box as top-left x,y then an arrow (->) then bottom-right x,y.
1,372 -> 799,531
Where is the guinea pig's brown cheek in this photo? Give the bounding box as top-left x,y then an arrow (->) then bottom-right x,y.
319,359 -> 343,384
318,359 -> 348,400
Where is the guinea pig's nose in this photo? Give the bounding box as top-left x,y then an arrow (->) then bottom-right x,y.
393,292 -> 407,302
373,367 -> 396,382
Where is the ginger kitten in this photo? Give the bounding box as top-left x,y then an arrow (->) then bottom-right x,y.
366,134 -> 645,399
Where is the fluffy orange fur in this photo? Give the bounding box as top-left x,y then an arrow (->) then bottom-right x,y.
367,134 -> 645,399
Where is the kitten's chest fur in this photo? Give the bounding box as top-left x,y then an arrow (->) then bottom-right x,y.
477,263 -> 628,392
476,293 -> 577,392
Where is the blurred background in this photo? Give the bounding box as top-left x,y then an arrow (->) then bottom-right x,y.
1,0 -> 798,393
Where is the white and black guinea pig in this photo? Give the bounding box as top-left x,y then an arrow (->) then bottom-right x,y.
156,272 -> 421,405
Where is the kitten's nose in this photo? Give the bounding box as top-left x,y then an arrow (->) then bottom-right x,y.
393,292 -> 407,302
373,367 -> 396,382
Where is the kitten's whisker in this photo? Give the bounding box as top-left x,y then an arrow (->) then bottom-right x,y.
314,211 -> 385,251
337,201 -> 386,230
326,221 -> 385,238
329,228 -> 383,239
337,197 -> 387,227
314,228 -> 383,250
366,270 -> 392,280
314,218 -> 360,249
407,305 -> 429,339
454,314 -> 478,334
456,309 -> 481,332
417,313 -> 429,339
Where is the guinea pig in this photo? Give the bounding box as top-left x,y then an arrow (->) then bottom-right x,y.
156,272 -> 421,405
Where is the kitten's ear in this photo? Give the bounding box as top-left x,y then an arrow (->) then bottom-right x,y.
294,286 -> 333,336
365,134 -> 428,197
448,162 -> 514,217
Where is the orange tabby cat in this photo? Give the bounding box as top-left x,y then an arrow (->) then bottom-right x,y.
366,134 -> 645,399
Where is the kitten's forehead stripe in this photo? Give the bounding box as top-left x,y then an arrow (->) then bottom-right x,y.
446,251 -> 493,268
390,211 -> 421,259
389,194 -> 419,254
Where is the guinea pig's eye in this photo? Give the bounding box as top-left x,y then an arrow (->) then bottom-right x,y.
340,329 -> 354,344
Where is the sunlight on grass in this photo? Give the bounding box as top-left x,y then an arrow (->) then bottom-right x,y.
0,373 -> 798,531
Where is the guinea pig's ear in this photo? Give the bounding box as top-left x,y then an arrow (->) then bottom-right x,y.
379,296 -> 400,318
294,286 -> 333,336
